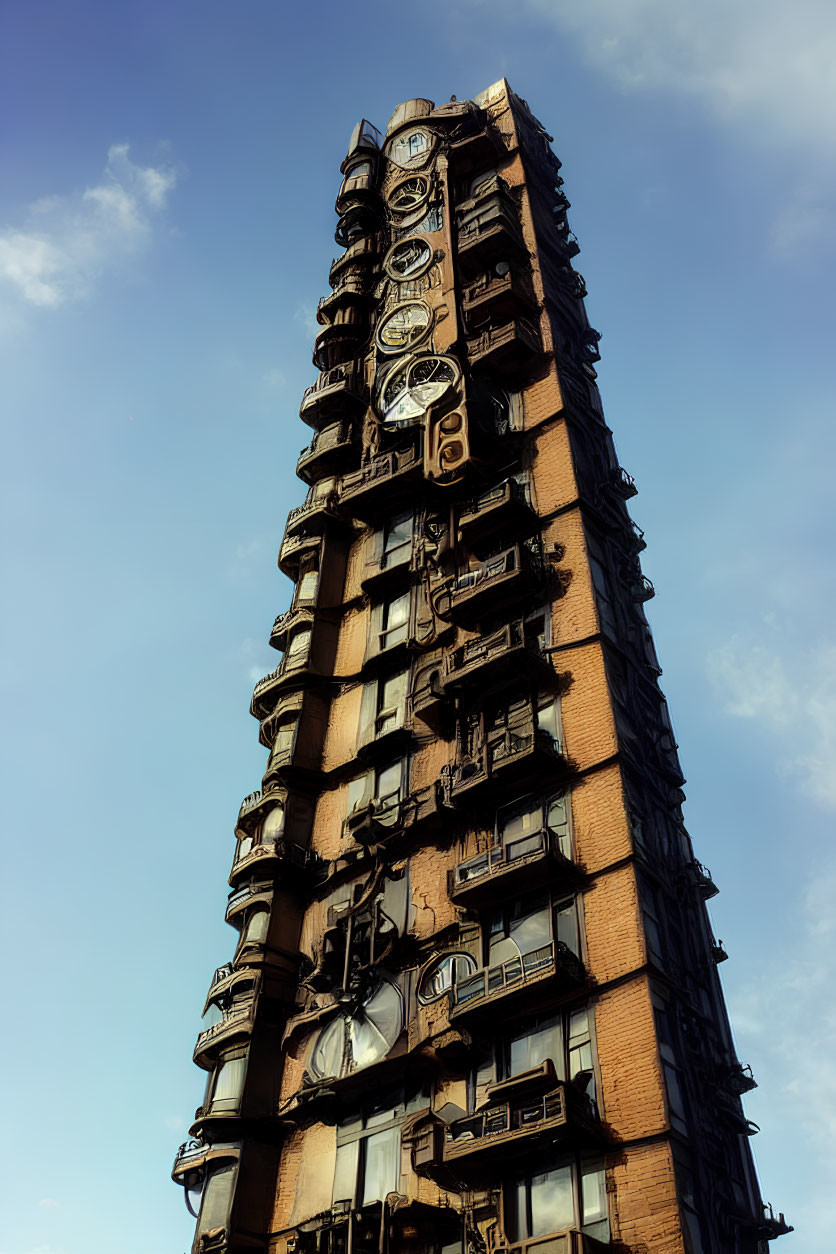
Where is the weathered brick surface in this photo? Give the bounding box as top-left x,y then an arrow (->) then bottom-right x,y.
320,683 -> 362,771
273,1121 -> 336,1230
544,509 -> 598,642
571,763 -> 633,872
558,641 -> 618,768
408,840 -> 459,939
334,603 -> 366,674
530,419 -> 578,514
310,786 -> 345,860
609,1141 -> 686,1252
595,976 -> 666,1140
583,861 -> 644,987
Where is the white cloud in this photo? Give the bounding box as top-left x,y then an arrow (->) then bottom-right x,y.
511,0 -> 836,152
729,862 -> 836,1242
484,0 -> 836,252
36,1200 -> 59,1212
707,637 -> 836,809
0,144 -> 176,311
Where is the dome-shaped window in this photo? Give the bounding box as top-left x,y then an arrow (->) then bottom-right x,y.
418,952 -> 477,1004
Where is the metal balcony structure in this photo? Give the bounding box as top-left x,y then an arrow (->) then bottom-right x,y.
449,828 -> 580,909
466,318 -> 542,377
448,940 -> 584,1025
339,441 -> 423,519
433,544 -> 544,628
298,365 -> 366,431
456,479 -> 538,552
296,421 -> 355,484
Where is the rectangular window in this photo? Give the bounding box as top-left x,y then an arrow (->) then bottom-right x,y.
497,791 -> 572,861
381,511 -> 413,571
505,1158 -> 609,1244
359,669 -> 409,745
378,591 -> 410,653
296,565 -> 319,603
537,693 -> 563,747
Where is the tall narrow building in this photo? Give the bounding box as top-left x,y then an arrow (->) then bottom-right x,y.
172,81 -> 790,1254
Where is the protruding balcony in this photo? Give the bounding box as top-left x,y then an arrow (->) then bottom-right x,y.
297,421 -> 355,484
457,479 -> 538,552
277,530 -> 321,579
225,879 -> 273,924
432,544 -> 544,627
686,859 -> 719,900
445,724 -> 568,806
339,442 -> 423,518
299,364 -> 367,431
609,465 -> 637,499
718,1061 -> 757,1096
328,234 -> 380,287
629,574 -> 655,603
408,1077 -> 601,1183
444,620 -> 551,694
410,658 -> 449,733
466,318 -> 542,376
711,939 -> 729,964
758,1204 -> 793,1240
456,182 -> 526,276
250,654 -> 313,720
317,272 -> 369,324
194,984 -> 258,1068
270,605 -> 315,652
449,941 -> 585,1024
171,1138 -> 240,1184
450,828 -> 580,909
230,836 -> 320,887
462,267 -> 537,324
313,308 -> 367,372
283,488 -> 341,543
335,165 -> 377,214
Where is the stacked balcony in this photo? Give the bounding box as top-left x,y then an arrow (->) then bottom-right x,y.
299,365 -> 367,431
278,490 -> 341,578
466,317 -> 542,377
297,421 -> 355,484
449,827 -> 580,909
457,479 -> 538,552
251,656 -> 313,720
270,605 -> 316,652
462,266 -> 537,325
339,441 -> 423,518
449,941 -> 585,1025
433,543 -> 544,628
456,178 -> 527,277
313,306 -> 367,372
193,971 -> 259,1069
444,620 -> 551,695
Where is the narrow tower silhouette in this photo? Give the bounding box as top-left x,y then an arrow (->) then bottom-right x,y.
172,80 -> 790,1254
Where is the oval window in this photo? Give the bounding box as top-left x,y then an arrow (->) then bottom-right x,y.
376,301 -> 432,353
383,236 -> 434,281
388,176 -> 429,214
418,952 -> 477,1004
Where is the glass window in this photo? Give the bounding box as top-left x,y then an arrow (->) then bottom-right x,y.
506,1158 -> 608,1243
375,760 -> 403,824
380,591 -> 410,651
382,512 -> 413,570
362,1125 -> 400,1204
210,1056 -> 246,1112
332,1139 -> 360,1204
271,718 -> 296,761
242,907 -> 269,944
418,953 -> 477,1004
537,693 -> 562,746
296,567 -> 318,602
347,769 -> 371,815
285,628 -> 312,669
198,1165 -> 235,1235
508,1015 -> 564,1079
261,803 -> 285,844
376,670 -> 408,736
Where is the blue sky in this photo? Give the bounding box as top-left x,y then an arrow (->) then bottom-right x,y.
2,2 -> 834,1251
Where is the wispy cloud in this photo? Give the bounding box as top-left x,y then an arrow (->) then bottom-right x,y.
707,637 -> 836,810
36,1200 -> 59,1212
0,144 -> 176,312
486,0 -> 836,251
730,860 -> 836,1243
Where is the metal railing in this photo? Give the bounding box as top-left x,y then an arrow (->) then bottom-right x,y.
453,941 -> 555,1008
453,829 -> 550,889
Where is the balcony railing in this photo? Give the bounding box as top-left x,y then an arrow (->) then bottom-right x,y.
194,999 -> 256,1065
297,422 -> 354,484
250,653 -> 311,719
450,828 -> 577,907
443,1081 -> 600,1168
270,605 -> 316,651
313,316 -> 366,373
609,466 -> 637,499
328,234 -> 380,285
444,620 -> 548,693
450,941 -> 584,1021
278,530 -> 321,577
494,1232 -> 611,1254
299,365 -> 366,429
433,543 -> 543,626
629,574 -> 655,603
462,268 -> 536,321
339,442 -> 423,517
687,859 -> 719,900
457,479 -> 537,550
466,318 -> 542,375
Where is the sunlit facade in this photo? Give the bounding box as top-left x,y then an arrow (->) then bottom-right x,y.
172,80 -> 790,1254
